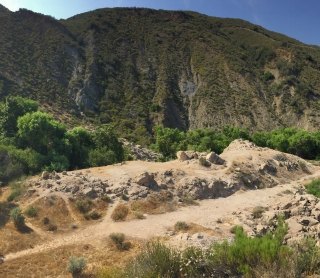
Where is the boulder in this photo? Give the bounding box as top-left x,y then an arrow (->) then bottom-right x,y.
134,172 -> 158,189
206,152 -> 225,165
176,151 -> 189,161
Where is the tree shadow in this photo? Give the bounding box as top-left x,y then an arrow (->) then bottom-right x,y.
17,224 -> 33,234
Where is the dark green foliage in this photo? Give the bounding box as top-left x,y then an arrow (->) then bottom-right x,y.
87,125 -> 124,167
152,125 -> 249,159
17,111 -> 67,155
252,128 -> 320,160
209,220 -> 289,276
91,125 -> 124,163
151,126 -> 186,159
0,97 -> 125,181
0,144 -> 42,183
66,127 -> 93,169
153,125 -> 320,161
0,96 -> 38,138
306,179 -> 320,197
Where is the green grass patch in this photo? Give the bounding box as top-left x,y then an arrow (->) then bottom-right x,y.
306,179 -> 320,197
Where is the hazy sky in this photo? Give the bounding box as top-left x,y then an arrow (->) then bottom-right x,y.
0,0 -> 319,45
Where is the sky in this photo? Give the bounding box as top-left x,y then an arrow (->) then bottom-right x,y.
0,0 -> 319,46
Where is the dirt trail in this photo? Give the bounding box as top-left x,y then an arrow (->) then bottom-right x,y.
4,169 -> 320,262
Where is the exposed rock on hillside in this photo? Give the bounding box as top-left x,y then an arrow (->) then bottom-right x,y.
1,8 -> 320,137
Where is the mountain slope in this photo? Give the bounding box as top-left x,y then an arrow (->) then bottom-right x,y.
1,6 -> 320,142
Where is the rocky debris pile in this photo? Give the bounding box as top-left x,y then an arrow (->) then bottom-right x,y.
176,151 -> 225,166
27,140 -> 316,203
233,188 -> 320,244
121,139 -> 162,161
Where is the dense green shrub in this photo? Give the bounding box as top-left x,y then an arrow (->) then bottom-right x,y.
92,125 -> 124,162
17,111 -> 67,155
0,96 -> 38,137
66,127 -> 93,169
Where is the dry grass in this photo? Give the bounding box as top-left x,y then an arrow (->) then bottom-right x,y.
0,241 -> 142,278
129,192 -> 176,216
0,222 -> 43,255
70,197 -> 109,221
111,204 -> 129,221
170,222 -> 216,236
27,195 -> 75,232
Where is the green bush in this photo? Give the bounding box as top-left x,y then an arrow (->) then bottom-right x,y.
24,206 -> 38,218
126,241 -> 180,277
67,256 -> 86,277
10,207 -> 25,230
208,219 -> 289,276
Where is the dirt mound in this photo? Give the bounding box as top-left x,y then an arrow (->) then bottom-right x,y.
25,140 -> 315,203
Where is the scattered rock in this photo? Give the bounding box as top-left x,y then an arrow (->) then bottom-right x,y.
176,151 -> 189,161
206,152 -> 225,165
41,171 -> 50,180
134,172 -> 158,189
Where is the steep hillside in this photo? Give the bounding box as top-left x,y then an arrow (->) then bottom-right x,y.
1,6 -> 320,142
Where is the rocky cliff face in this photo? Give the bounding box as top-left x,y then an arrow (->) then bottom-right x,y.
1,7 -> 320,140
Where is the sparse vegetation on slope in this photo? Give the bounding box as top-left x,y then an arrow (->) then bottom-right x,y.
1,7 -> 320,142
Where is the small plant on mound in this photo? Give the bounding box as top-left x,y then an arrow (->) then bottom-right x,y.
306,179 -> 320,197
67,256 -> 86,277
111,204 -> 129,221
174,221 -> 189,231
88,210 -> 101,220
24,206 -> 38,217
75,198 -> 93,214
252,206 -> 266,219
109,233 -> 131,251
47,223 -> 57,231
10,207 -> 25,230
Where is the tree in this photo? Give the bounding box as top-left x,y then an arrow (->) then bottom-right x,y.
17,111 -> 66,155
0,96 -> 38,137
91,125 -> 124,162
66,127 -> 93,169
153,126 -> 186,158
